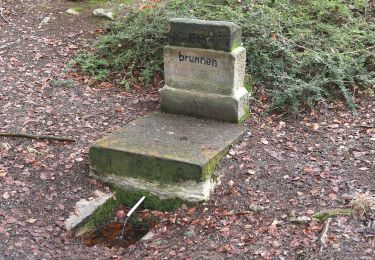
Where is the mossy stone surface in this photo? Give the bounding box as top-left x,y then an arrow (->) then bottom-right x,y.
168,18 -> 242,52
163,46 -> 246,96
160,86 -> 249,123
89,112 -> 245,185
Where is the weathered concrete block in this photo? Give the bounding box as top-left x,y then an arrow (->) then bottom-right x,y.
160,86 -> 249,123
168,18 -> 241,51
89,113 -> 245,202
160,45 -> 249,123
163,46 -> 246,95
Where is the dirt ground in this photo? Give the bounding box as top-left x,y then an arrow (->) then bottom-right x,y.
0,0 -> 374,259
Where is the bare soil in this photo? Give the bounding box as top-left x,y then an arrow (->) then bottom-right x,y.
1,0 -> 374,259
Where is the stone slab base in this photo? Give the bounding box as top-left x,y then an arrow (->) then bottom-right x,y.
89,112 -> 245,202
160,86 -> 249,123
90,170 -> 217,202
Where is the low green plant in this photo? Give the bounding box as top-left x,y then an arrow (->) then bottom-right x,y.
75,0 -> 375,112
75,53 -> 109,81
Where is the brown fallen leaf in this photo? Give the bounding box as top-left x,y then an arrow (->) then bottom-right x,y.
40,172 -> 48,180
261,138 -> 269,145
0,166 -> 6,177
2,192 -> 10,199
311,123 -> 320,131
26,218 -> 37,224
268,219 -> 280,235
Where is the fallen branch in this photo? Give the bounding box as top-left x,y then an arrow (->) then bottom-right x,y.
312,208 -> 354,221
0,132 -> 75,142
319,218 -> 332,254
357,125 -> 375,129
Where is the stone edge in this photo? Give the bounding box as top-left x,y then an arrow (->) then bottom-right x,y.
89,169 -> 218,202
160,86 -> 249,123
64,192 -> 113,231
168,18 -> 242,51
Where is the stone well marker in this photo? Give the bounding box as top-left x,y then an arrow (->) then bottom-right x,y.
161,18 -> 249,123
89,18 -> 249,203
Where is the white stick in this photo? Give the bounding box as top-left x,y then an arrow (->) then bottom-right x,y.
320,218 -> 332,254
0,8 -> 9,23
127,196 -> 145,217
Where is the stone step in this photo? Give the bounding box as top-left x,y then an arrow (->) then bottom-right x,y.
89,112 -> 245,202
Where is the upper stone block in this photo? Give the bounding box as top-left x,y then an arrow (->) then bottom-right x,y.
168,18 -> 242,52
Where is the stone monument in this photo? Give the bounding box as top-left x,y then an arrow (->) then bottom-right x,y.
89,18 -> 249,203
160,18 -> 249,123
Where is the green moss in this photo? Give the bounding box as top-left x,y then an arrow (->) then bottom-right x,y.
78,195 -> 120,235
76,186 -> 191,236
239,105 -> 250,124
312,208 -> 354,221
160,104 -> 171,114
202,147 -> 229,181
89,147 -> 202,184
72,6 -> 83,13
230,40 -> 241,52
113,186 -> 190,212
244,74 -> 253,93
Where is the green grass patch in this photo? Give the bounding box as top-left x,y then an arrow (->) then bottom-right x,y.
74,0 -> 375,112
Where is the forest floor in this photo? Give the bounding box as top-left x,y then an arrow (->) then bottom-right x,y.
0,0 -> 374,259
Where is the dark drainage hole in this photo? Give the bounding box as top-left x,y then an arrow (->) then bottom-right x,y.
83,222 -> 149,248
83,207 -> 159,249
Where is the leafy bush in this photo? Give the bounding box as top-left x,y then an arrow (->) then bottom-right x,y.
75,0 -> 375,112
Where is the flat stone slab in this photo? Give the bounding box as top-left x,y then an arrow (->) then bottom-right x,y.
168,18 -> 241,51
89,113 -> 245,201
65,190 -> 113,231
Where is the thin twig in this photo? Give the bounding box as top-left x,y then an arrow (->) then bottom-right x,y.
0,132 -> 75,142
319,218 -> 332,254
357,125 -> 375,129
0,7 -> 9,23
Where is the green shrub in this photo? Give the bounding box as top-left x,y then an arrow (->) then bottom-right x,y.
75,0 -> 375,112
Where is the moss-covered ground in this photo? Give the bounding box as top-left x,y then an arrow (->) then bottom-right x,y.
78,187 -> 190,236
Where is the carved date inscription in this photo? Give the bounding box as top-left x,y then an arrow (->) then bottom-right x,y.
189,33 -> 207,44
125,157 -> 189,183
